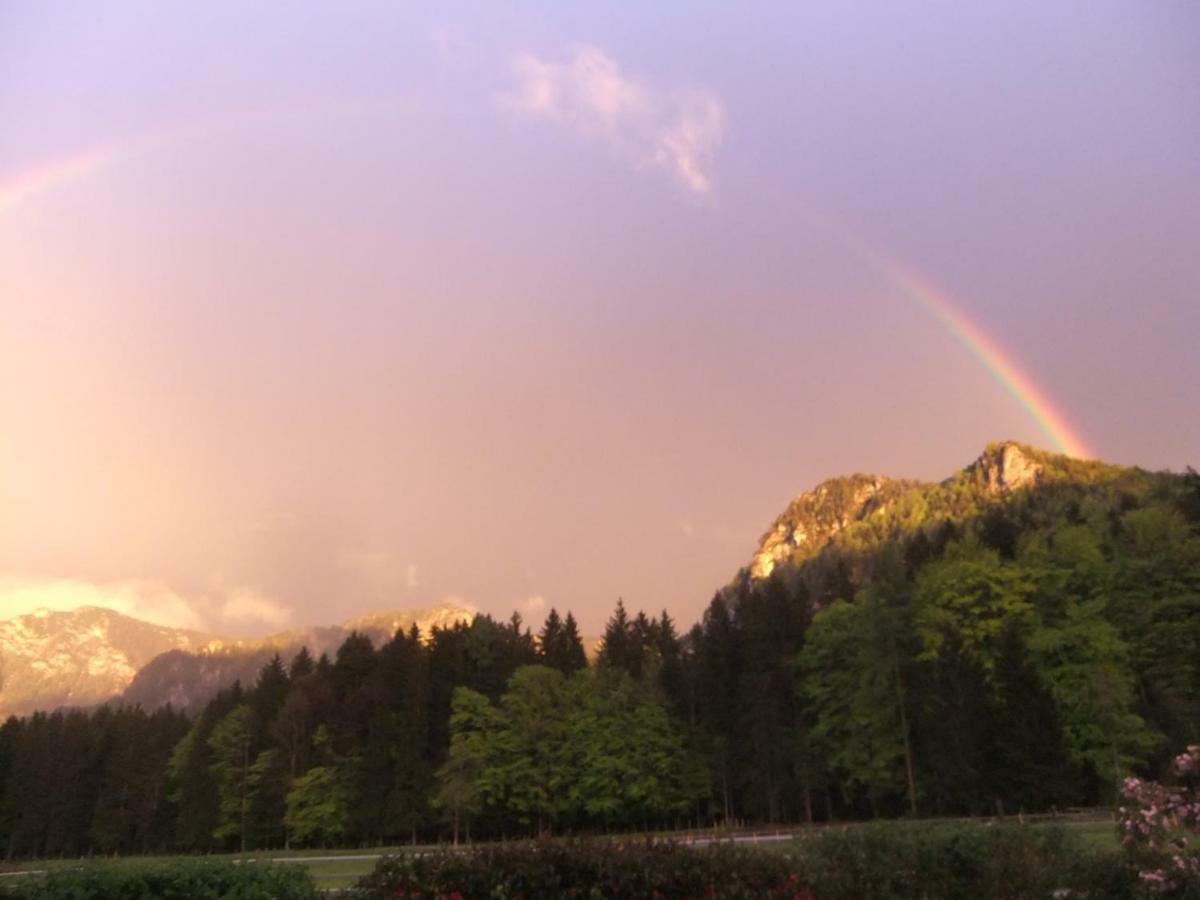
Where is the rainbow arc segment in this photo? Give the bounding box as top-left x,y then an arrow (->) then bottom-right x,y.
0,149 -> 119,215
877,260 -> 1091,459
0,118 -> 1092,460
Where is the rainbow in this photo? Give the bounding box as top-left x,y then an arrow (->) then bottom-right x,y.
0,147 -> 121,215
878,259 -> 1091,459
0,118 -> 1092,460
0,98 -> 397,217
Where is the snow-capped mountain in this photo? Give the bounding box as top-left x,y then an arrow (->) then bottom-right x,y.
0,606 -> 220,719
0,602 -> 475,719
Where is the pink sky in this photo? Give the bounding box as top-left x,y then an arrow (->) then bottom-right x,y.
1,3 -> 1197,634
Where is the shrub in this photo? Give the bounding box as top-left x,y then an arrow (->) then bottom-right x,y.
790,823 -> 1137,899
352,825 -> 1139,899
1119,745 -> 1200,898
1,860 -> 317,900
355,840 -> 800,899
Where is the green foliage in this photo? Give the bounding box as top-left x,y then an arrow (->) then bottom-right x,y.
2,861 -> 316,900
208,704 -> 254,849
438,666 -> 706,832
788,823 -> 1137,900
915,538 -> 1038,676
801,584 -> 917,812
355,839 -> 803,899
353,826 -> 1138,900
284,764 -> 349,847
432,689 -> 492,842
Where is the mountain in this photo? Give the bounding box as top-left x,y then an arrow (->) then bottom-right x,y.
0,606 -> 221,719
120,602 -> 475,713
743,441 -> 1125,583
0,603 -> 475,719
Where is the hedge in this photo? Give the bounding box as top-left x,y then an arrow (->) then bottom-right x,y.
0,859 -> 317,900
352,824 -> 1143,899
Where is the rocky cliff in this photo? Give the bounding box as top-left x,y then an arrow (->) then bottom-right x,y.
745,441 -> 1095,582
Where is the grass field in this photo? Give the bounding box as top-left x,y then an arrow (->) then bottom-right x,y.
0,815 -> 1123,893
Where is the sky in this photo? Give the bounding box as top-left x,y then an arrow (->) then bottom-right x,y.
1,2 -> 1198,636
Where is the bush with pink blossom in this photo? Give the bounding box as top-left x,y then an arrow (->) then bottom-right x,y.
1119,745 -> 1200,897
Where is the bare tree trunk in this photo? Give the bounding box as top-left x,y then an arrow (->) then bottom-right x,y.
240,739 -> 249,854
894,659 -> 918,817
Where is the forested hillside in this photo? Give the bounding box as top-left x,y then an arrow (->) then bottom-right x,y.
0,443 -> 1195,858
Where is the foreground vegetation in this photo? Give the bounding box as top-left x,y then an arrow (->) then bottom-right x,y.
0,802 -> 1195,898
353,825 -> 1138,899
0,445 -> 1195,857
0,860 -> 316,899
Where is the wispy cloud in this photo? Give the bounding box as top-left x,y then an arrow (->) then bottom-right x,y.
0,576 -> 208,631
0,576 -> 294,634
217,588 -> 293,631
501,46 -> 724,195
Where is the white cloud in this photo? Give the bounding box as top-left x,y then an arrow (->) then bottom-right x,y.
404,563 -> 420,591
501,46 -> 724,195
216,588 -> 293,631
0,576 -> 208,631
0,576 -> 296,634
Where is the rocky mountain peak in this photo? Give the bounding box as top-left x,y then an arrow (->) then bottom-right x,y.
743,442 -> 1070,586
749,473 -> 914,579
343,602 -> 475,640
970,441 -> 1044,494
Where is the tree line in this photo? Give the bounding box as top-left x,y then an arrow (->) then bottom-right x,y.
0,457 -> 1196,857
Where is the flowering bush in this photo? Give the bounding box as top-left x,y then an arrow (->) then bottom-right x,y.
1119,745 -> 1200,897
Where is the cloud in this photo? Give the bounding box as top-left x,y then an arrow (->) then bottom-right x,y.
335,547 -> 421,593
501,46 -> 724,195
0,576 -> 208,631
216,588 -> 294,631
0,576 -> 295,634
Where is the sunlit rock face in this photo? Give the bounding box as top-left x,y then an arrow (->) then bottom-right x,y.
971,441 -> 1044,494
749,475 -> 916,579
0,606 -> 217,719
743,442 -> 1062,584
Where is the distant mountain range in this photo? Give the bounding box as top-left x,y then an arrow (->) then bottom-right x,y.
0,602 -> 474,719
